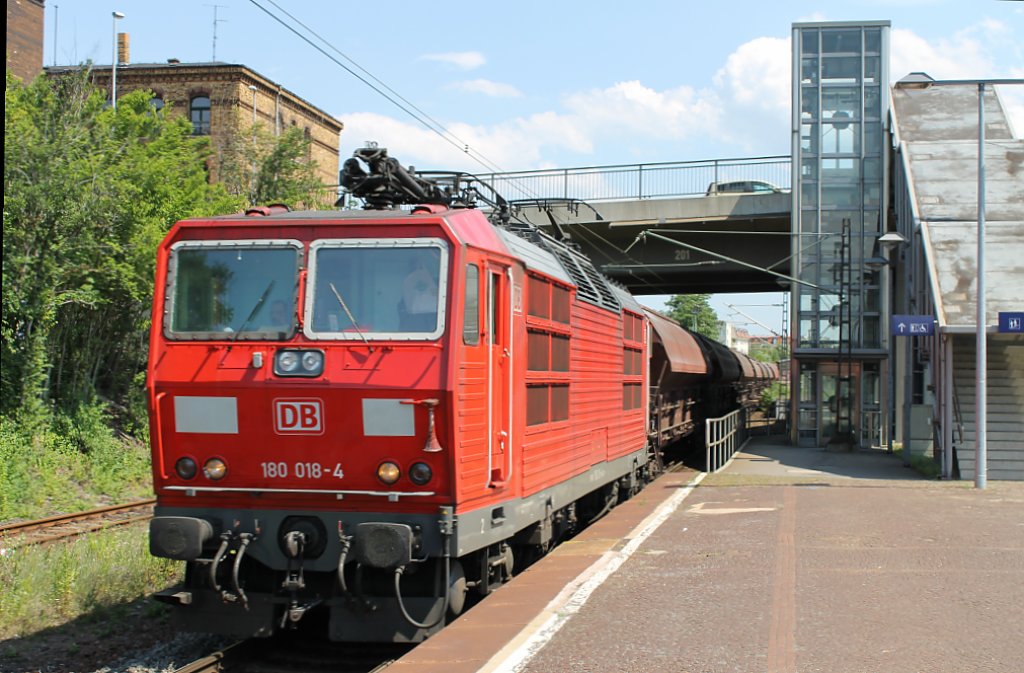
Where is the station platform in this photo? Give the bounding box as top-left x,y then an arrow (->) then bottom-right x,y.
389,437 -> 1024,673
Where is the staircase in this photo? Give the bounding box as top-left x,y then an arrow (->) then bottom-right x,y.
953,335 -> 1024,480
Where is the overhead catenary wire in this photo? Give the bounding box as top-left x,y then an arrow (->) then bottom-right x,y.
246,0 -> 508,176
261,0 -> 499,171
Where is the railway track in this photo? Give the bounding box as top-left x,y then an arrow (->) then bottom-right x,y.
0,498 -> 156,548
173,637 -> 410,673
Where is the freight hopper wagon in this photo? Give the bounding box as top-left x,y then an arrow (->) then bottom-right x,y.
146,149 -> 660,643
645,308 -> 778,459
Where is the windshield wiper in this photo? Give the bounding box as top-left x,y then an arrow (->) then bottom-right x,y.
328,282 -> 371,350
232,280 -> 275,341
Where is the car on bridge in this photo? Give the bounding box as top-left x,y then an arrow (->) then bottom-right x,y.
706,180 -> 783,195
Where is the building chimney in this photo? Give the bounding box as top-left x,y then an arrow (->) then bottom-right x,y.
117,33 -> 130,65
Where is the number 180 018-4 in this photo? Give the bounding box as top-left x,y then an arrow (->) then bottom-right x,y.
260,462 -> 344,479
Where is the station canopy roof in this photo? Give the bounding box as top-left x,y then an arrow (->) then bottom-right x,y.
891,79 -> 1024,329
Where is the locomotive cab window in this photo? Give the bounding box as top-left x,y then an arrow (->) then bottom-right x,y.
165,240 -> 302,340
463,264 -> 480,345
306,238 -> 448,340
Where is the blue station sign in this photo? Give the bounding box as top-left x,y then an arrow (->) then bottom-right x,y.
998,312 -> 1024,333
891,315 -> 935,336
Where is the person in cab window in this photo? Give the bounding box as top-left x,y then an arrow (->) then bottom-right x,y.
258,299 -> 292,334
399,255 -> 438,331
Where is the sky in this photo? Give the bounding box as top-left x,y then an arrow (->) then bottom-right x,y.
42,0 -> 1024,335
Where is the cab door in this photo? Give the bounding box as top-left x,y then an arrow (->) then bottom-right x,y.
486,263 -> 512,488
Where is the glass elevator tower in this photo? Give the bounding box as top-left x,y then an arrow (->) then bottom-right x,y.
791,21 -> 891,448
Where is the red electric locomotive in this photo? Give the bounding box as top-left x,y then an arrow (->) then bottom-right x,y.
147,148 -> 660,642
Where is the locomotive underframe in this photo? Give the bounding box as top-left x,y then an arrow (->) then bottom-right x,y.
152,446 -> 652,642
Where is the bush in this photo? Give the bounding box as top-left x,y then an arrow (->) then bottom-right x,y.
759,381 -> 789,415
0,405 -> 152,522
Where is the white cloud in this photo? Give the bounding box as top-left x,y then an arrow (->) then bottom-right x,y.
709,36 -> 792,152
891,21 -> 1023,82
342,20 -> 1023,171
713,36 -> 791,114
420,51 -> 486,70
563,80 -> 723,141
890,28 -> 988,81
447,79 -> 523,98
337,111 -> 591,172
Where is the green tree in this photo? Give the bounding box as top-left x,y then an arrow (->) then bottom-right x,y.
217,124 -> 330,210
665,294 -> 719,339
3,69 -> 240,422
750,341 -> 788,363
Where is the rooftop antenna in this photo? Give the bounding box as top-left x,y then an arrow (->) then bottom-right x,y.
206,4 -> 228,61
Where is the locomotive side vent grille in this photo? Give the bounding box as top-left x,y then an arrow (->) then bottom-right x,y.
540,236 -> 620,313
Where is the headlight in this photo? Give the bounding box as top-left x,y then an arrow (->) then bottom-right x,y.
203,457 -> 228,481
301,350 -> 324,373
277,351 -> 299,372
274,349 -> 323,377
377,461 -> 401,485
408,462 -> 433,485
175,457 -> 197,480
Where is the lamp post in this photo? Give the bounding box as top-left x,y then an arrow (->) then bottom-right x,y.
249,85 -> 258,124
873,232 -> 906,455
248,85 -> 258,204
895,74 -> 1024,488
111,11 -> 124,109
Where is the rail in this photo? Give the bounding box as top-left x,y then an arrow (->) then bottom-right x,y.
172,641 -> 254,673
481,155 -> 791,203
705,408 -> 747,473
0,498 -> 155,548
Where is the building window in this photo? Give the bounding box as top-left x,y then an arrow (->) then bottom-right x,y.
190,95 -> 211,135
150,96 -> 165,111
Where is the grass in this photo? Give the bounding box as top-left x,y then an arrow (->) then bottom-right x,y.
0,523 -> 182,640
0,407 -> 175,642
892,444 -> 942,479
0,406 -> 153,522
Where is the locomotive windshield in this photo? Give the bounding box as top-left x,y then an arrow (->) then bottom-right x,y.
165,240 -> 301,340
306,238 -> 448,340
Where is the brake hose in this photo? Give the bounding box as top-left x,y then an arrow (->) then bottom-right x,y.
209,534 -> 231,591
393,532 -> 450,626
336,534 -> 352,594
231,533 -> 252,608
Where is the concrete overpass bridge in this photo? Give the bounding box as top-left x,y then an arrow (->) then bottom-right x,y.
480,155 -> 792,295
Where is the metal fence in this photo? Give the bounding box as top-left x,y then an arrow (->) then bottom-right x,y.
481,155 -> 790,203
705,408 -> 750,473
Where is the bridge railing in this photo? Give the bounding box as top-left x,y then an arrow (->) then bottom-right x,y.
481,155 -> 790,203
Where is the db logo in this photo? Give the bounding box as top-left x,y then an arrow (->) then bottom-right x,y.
274,399 -> 324,434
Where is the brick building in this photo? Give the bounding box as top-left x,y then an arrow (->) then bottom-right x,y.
6,0 -> 45,82
47,60 -> 344,192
